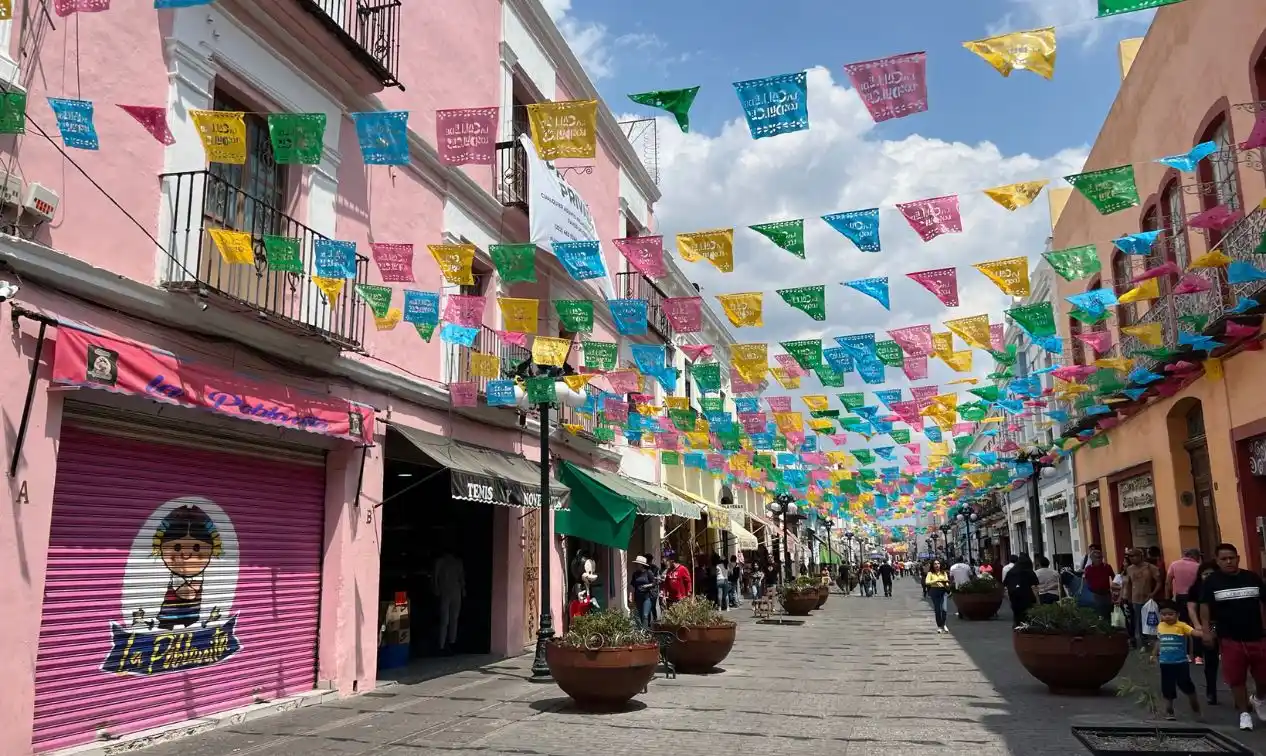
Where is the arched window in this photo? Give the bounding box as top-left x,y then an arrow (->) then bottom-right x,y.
1254,48 -> 1266,181
1160,178 -> 1189,270
1195,112 -> 1241,249
1112,250 -> 1135,327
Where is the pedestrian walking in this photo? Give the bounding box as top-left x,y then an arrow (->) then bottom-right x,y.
1003,554 -> 1039,628
1186,559 -> 1221,705
714,555 -> 730,610
1001,554 -> 1018,583
1080,548 -> 1115,620
629,555 -> 655,629
728,555 -> 743,609
661,551 -> 692,607
878,561 -> 895,597
1153,599 -> 1201,721
925,559 -> 951,634
1198,543 -> 1266,731
642,553 -> 660,623
1034,556 -> 1061,605
1122,548 -> 1164,649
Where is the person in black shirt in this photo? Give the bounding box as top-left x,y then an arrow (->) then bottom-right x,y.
1003,554 -> 1039,629
878,562 -> 895,597
1198,543 -> 1266,731
1186,559 -> 1221,705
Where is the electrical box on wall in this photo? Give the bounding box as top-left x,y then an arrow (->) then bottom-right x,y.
0,169 -> 21,206
21,182 -> 58,222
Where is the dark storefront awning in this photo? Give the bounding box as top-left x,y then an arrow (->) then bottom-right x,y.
555,461 -> 674,549
390,425 -> 569,510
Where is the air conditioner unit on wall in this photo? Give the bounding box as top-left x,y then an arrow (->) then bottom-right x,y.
21,182 -> 58,222
0,168 -> 21,206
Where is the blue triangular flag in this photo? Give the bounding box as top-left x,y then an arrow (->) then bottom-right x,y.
822,208 -> 881,252
842,277 -> 890,310
1113,230 -> 1163,256
1155,141 -> 1219,173
1228,261 -> 1266,285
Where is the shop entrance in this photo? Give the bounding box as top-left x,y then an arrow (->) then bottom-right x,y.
1184,404 -> 1222,557
379,456 -> 494,661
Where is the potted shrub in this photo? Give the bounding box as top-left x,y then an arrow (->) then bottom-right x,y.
656,595 -> 737,673
951,574 -> 1004,620
779,575 -> 821,616
1013,601 -> 1129,695
546,609 -> 659,711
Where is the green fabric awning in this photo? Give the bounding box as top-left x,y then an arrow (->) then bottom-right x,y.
819,544 -> 841,565
555,462 -> 674,549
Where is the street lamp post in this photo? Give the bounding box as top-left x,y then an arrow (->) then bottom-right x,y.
939,524 -> 952,561
929,532 -> 940,558
955,505 -> 980,567
767,494 -> 798,586
844,530 -> 856,569
1022,447 -> 1057,559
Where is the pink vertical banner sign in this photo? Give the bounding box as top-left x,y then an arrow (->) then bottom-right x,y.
118,104 -> 176,145
614,236 -> 667,279
902,355 -> 928,380
662,296 -> 703,333
887,324 -> 933,357
896,195 -> 963,241
774,353 -> 808,377
442,294 -> 485,327
990,323 -> 1004,351
907,267 -> 960,306
843,52 -> 929,123
372,243 -> 415,282
766,396 -> 792,413
435,107 -> 498,166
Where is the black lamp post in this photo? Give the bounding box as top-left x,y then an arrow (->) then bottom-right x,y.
1020,446 -> 1055,559
929,532 -> 940,558
939,523 -> 952,560
955,504 -> 979,567
767,494 -> 798,585
845,530 -> 856,567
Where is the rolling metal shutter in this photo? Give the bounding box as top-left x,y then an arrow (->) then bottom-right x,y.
31,423 -> 326,752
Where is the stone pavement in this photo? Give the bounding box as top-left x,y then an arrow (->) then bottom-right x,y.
121,578 -> 1266,756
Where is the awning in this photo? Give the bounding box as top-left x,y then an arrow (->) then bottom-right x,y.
748,513 -> 776,531
390,425 -> 569,509
629,479 -> 701,519
728,512 -> 758,550
666,485 -> 727,521
556,461 -> 675,550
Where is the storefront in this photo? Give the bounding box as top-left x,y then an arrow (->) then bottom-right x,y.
1042,493 -> 1075,568
22,322 -> 375,753
1010,499 -> 1029,556
1236,433 -> 1266,572
1116,472 -> 1159,552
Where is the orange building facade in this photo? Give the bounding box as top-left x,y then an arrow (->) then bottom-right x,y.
1054,0 -> 1266,572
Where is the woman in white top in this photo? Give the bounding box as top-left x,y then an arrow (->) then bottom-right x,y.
1034,556 -> 1061,605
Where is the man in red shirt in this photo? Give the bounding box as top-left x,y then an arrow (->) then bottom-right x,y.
1082,548 -> 1115,619
661,551 -> 693,606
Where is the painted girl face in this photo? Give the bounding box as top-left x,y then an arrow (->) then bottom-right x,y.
161,537 -> 213,577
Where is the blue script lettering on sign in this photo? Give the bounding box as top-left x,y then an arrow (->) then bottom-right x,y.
102,616 -> 242,676
144,376 -> 329,432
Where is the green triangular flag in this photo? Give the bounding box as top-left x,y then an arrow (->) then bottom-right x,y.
1178,313 -> 1209,332
1006,301 -> 1057,337
1088,433 -> 1111,447
890,429 -> 911,444
581,340 -> 617,371
554,299 -> 594,333
490,244 -> 537,284
355,284 -> 393,318
780,338 -> 823,371
262,235 -> 304,273
267,113 -> 326,165
991,344 -> 1018,366
852,449 -> 875,465
1069,307 -> 1112,325
815,366 -> 846,387
875,340 -> 905,368
1043,244 -> 1101,281
526,375 -> 557,405
750,220 -> 805,259
627,86 -> 701,133
661,451 -> 680,466
838,393 -> 865,411
0,91 -> 26,135
1097,0 -> 1184,18
1138,347 -> 1178,360
1065,164 -> 1140,215
1255,230 -> 1266,255
776,285 -> 826,321
691,362 -> 722,392
969,385 -> 1000,402
414,322 -> 438,342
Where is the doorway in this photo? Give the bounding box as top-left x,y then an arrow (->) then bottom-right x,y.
379,458 -> 494,659
1184,404 -> 1222,556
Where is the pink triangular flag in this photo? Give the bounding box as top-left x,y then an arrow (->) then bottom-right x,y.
902,355 -> 928,381
888,324 -> 933,357
907,267 -> 959,306
1174,274 -> 1213,294
896,195 -> 963,242
500,330 -> 529,348
904,454 -> 921,466
766,396 -> 792,413
990,322 -> 1004,351
1132,261 -> 1180,282
774,353 -> 808,377
910,385 -> 940,402
1226,321 -> 1258,340
662,296 -> 703,333
681,344 -> 714,361
998,440 -> 1019,452
1053,364 -> 1096,381
829,434 -> 848,445
1189,205 -> 1243,233
55,0 -> 109,17
614,236 -> 667,280
1242,110 -> 1266,150
1098,417 -> 1120,430
1075,330 -> 1114,355
905,443 -> 921,453
1165,360 -> 1200,373
118,104 -> 176,146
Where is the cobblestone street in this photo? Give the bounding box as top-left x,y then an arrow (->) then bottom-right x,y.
123,580 -> 1266,756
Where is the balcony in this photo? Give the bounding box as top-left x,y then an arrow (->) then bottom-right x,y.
495,140 -> 529,209
616,271 -> 675,343
443,325 -> 531,396
230,0 -> 401,92
160,170 -> 370,351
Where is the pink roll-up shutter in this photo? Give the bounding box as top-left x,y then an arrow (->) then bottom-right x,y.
32,425 -> 326,752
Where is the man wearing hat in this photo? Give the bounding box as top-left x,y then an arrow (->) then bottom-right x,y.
629,555 -> 656,628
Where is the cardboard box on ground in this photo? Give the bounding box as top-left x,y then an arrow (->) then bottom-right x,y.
380,593 -> 411,647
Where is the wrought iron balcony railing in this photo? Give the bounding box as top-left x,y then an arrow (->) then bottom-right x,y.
616,271 -> 675,343
299,0 -> 402,89
494,139 -> 529,208
443,325 -> 531,396
160,170 -> 369,351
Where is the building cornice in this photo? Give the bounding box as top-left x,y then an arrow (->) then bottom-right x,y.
507,0 -> 662,207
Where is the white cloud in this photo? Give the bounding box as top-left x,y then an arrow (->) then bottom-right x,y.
641,67 -> 1089,414
539,0 -> 663,81
990,0 -> 1155,45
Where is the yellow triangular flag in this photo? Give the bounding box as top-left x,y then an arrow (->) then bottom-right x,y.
190,110 -> 247,164
374,307 -> 403,331
563,374 -> 594,393
944,314 -> 994,350
973,256 -> 1031,297
532,336 -> 571,367
770,367 -> 800,389
666,396 -> 690,410
498,297 -> 539,334
983,180 -> 1050,211
716,292 -> 763,327
525,100 -> 598,160
470,352 -> 502,379
802,395 -> 830,412
1122,322 -> 1163,346
963,27 -> 1057,80
1189,250 -> 1232,269
932,331 -> 954,361
207,228 -> 255,265
1095,357 -> 1134,372
313,276 -> 344,304
1206,357 -> 1224,381
1118,278 -> 1160,303
678,229 -> 735,273
430,244 -> 476,285
563,423 -> 584,434
947,377 -> 980,385
945,350 -> 973,373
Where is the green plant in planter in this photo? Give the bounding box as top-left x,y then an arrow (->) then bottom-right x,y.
660,595 -> 732,627
558,609 -> 653,649
954,575 -> 1001,594
1015,601 -> 1122,635
780,575 -> 820,598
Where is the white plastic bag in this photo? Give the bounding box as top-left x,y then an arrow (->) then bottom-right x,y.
1141,599 -> 1160,636
1111,605 -> 1126,629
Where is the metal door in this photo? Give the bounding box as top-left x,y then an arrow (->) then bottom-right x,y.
31,426 -> 326,752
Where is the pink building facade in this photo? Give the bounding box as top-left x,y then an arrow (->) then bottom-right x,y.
0,0 -> 664,753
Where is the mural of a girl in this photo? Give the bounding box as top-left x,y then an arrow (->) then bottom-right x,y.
153,504 -> 221,629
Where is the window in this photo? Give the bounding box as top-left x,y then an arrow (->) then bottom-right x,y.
1160,180 -> 1189,269
1195,113 -> 1241,248
1112,251 -> 1136,327
1069,317 -> 1086,366
205,90 -> 286,241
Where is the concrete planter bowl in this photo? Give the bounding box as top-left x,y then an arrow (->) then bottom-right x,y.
815,586 -> 829,609
951,589 -> 1004,620
1013,631 -> 1129,695
780,589 -> 820,616
656,622 -> 737,673
546,642 -> 660,711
